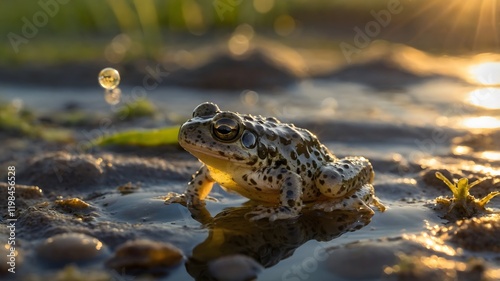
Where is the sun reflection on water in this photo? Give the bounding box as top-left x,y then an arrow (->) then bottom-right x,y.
452,145 -> 472,156
480,151 -> 500,161
452,146 -> 500,162
467,88 -> 500,109
461,116 -> 500,129
470,164 -> 500,176
403,233 -> 459,256
469,62 -> 500,85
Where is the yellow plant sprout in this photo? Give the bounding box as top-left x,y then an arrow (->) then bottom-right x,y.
435,172 -> 500,218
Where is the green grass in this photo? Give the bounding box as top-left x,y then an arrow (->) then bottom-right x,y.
1,0 -> 394,63
2,0 -> 491,64
0,100 -> 73,141
0,101 -> 38,137
115,98 -> 157,121
94,126 -> 179,147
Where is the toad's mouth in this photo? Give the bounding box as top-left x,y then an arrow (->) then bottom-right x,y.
180,143 -> 250,166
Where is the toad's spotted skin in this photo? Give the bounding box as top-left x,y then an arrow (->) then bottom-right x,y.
166,102 -> 386,221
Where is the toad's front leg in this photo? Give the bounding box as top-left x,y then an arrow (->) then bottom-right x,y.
165,164 -> 215,206
245,168 -> 304,221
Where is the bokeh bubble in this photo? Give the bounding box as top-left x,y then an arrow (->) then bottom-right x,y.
98,67 -> 120,90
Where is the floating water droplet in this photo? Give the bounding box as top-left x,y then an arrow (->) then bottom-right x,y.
104,88 -> 121,105
98,67 -> 120,90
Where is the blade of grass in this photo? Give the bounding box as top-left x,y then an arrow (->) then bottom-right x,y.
95,126 -> 179,147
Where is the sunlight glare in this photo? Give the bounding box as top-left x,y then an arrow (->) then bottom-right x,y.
467,88 -> 500,109
452,145 -> 472,156
468,62 -> 500,85
461,116 -> 500,129
403,233 -> 458,256
471,163 -> 500,176
480,151 -> 500,161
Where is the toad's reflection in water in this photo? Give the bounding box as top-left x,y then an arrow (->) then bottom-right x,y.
185,204 -> 372,280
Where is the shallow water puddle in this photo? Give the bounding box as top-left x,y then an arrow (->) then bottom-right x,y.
3,71 -> 500,279
91,185 -> 442,280
252,205 -> 442,281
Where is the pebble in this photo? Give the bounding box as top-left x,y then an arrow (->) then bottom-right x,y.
55,198 -> 90,210
0,183 -> 43,211
117,182 -> 140,194
55,198 -> 90,209
14,184 -> 43,199
37,233 -> 106,263
106,239 -> 183,271
0,183 -> 43,200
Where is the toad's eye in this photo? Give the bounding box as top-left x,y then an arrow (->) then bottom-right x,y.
213,118 -> 240,141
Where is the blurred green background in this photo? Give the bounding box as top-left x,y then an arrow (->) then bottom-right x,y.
2,0 -> 499,65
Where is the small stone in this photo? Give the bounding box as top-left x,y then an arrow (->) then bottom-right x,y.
208,254 -> 263,281
15,184 -> 43,199
55,198 -> 90,210
106,239 -> 183,271
0,183 -> 43,200
37,233 -> 106,264
0,183 -> 43,212
117,182 -> 140,194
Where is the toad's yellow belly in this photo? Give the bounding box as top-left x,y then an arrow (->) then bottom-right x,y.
206,166 -> 280,203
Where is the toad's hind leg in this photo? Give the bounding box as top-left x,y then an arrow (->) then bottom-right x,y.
315,156 -> 374,198
313,183 -> 385,213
